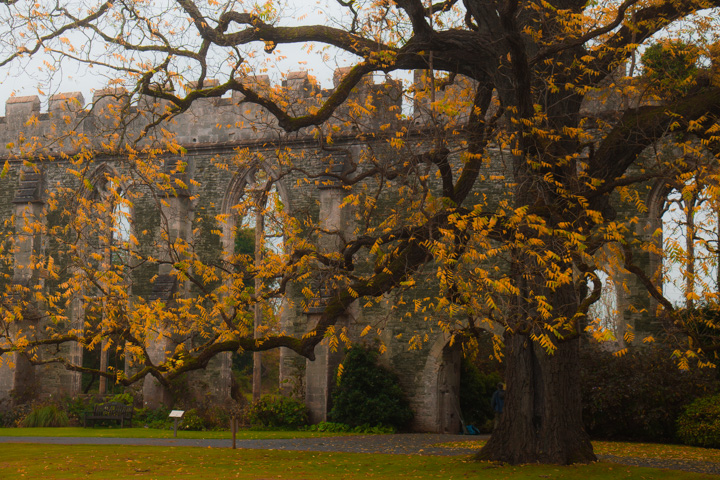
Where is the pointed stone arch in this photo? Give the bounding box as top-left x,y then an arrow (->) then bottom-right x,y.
648,171 -> 720,309
220,161 -> 292,402
220,162 -> 291,255
415,334 -> 462,433
77,162 -> 135,395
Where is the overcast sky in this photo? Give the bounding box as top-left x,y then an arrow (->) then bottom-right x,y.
0,1 -> 368,113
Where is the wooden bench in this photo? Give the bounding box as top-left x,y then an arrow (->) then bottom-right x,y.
83,402 -> 133,428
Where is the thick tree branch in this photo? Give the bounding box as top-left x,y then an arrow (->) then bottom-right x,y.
176,0 -> 383,56
623,243 -> 675,313
0,1 -> 113,68
587,83 -> 720,189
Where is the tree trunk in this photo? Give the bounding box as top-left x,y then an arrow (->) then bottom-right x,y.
12,352 -> 36,403
685,191 -> 696,309
477,334 -> 595,464
99,339 -> 108,395
253,203 -> 264,403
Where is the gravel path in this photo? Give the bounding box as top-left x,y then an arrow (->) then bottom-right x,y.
0,433 -> 474,456
2,433 -> 719,475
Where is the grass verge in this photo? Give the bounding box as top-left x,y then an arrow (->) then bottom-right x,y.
0,444 -> 715,480
0,427 -> 346,439
439,439 -> 720,463
593,441 -> 720,463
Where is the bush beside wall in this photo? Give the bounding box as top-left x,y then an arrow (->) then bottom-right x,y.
677,393 -> 720,447
330,347 -> 413,430
580,344 -> 719,442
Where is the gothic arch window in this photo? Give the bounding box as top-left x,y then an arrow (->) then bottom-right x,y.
222,166 -> 287,292
661,175 -> 720,307
78,164 -> 134,394
224,168 -> 286,251
590,173 -> 720,346
222,165 -> 288,400
91,177 -> 133,270
83,165 -> 135,284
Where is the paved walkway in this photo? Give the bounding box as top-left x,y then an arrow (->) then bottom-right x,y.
2,434 -> 720,475
0,433 -> 475,456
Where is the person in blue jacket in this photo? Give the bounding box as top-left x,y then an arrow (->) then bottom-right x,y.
491,382 -> 505,429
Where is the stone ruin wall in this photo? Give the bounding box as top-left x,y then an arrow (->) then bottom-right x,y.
0,69 -> 663,432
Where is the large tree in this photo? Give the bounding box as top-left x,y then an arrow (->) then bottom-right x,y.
1,0 -> 720,464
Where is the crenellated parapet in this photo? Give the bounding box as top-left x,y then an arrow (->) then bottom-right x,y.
0,68 -> 407,158
5,95 -> 41,122
0,67 -> 651,162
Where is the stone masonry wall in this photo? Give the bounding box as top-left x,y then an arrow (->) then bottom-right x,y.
0,70 -> 664,432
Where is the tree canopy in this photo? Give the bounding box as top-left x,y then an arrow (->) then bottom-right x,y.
1,0 -> 720,465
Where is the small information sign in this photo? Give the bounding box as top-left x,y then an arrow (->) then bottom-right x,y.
169,410 -> 185,437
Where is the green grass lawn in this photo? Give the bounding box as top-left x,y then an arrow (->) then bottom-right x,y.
439,439 -> 720,463
0,444 -> 715,480
0,427 -> 348,439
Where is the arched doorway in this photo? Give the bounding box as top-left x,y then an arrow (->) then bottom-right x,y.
418,335 -> 462,433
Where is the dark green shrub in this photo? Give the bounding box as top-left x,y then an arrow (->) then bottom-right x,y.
173,406 -> 232,431
135,406 -> 172,429
64,396 -> 90,417
304,421 -> 352,433
21,405 -> 69,427
677,394 -> 720,447
350,423 -> 395,434
246,395 -> 308,428
0,399 -> 30,427
303,421 -> 395,434
201,405 -> 232,430
459,358 -> 501,432
329,347 -> 413,430
109,393 -> 134,406
179,409 -> 206,431
63,396 -> 94,426
580,344 -> 718,441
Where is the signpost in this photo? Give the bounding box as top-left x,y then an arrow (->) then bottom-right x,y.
169,410 -> 185,438
231,416 -> 237,449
